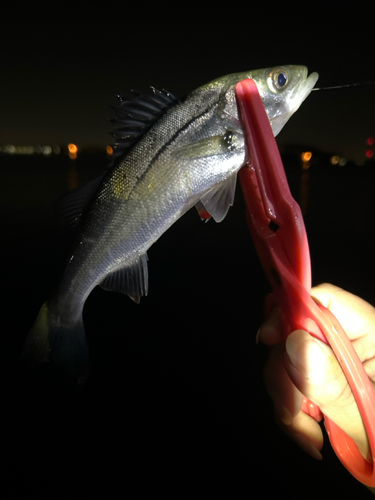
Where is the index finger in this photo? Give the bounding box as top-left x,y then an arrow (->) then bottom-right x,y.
312,283 -> 375,341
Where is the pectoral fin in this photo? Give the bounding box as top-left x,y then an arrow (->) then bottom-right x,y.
173,134 -> 233,160
100,254 -> 149,304
199,173 -> 237,223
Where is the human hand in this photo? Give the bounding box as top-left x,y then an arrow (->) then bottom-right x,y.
257,283 -> 375,461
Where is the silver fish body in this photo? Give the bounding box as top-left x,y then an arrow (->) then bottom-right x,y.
25,65 -> 318,383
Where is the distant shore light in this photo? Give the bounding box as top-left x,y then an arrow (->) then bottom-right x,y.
68,143 -> 78,154
68,143 -> 78,160
301,151 -> 312,162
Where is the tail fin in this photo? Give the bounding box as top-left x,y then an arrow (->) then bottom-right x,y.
24,303 -> 51,365
24,302 -> 90,387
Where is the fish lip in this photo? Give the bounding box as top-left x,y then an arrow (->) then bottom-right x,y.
287,70 -> 319,111
304,71 -> 319,93
298,71 -> 319,99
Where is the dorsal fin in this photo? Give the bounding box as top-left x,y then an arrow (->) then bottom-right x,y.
109,87 -> 179,167
55,174 -> 106,231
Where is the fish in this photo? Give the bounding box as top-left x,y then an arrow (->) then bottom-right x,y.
24,65 -> 318,384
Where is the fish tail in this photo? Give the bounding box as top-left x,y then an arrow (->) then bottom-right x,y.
24,302 -> 51,365
24,302 -> 90,387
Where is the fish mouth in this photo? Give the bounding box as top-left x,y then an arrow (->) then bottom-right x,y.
301,70 -> 319,96
289,70 -> 319,110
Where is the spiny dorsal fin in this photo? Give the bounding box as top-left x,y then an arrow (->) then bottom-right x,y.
109,87 -> 179,167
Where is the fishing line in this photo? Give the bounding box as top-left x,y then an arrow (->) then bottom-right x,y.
312,81 -> 375,91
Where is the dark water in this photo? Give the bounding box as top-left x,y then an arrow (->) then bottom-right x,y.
1,153 -> 375,497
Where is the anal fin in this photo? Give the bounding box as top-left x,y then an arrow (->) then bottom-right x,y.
99,254 -> 149,304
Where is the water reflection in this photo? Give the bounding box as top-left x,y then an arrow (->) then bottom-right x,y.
299,153 -> 311,215
67,160 -> 79,191
299,167 -> 310,215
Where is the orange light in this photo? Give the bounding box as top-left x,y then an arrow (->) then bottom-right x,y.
68,143 -> 78,154
301,151 -> 312,162
366,150 -> 374,158
106,145 -> 113,155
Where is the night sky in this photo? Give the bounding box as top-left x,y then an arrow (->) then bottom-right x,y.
2,5 -> 374,165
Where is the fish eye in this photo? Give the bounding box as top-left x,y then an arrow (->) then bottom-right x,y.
276,72 -> 287,88
268,67 -> 289,92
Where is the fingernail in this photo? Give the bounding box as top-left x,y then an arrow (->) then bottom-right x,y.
255,328 -> 261,345
292,432 -> 323,460
285,332 -> 305,373
273,394 -> 292,425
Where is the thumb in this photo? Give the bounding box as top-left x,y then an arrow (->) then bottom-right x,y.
284,330 -> 369,459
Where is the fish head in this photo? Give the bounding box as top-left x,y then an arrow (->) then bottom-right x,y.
213,65 -> 319,136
